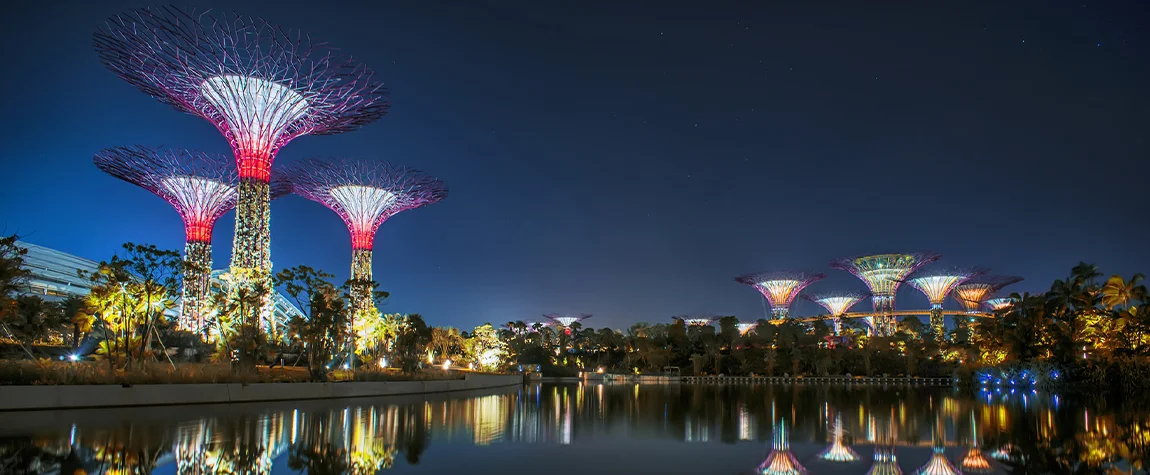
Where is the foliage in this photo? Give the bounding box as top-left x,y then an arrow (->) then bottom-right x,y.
277,265 -> 348,379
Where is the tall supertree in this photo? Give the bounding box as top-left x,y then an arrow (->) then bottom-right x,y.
94,6 -> 389,307
93,146 -> 287,332
907,268 -> 986,343
831,252 -> 941,336
735,271 -> 825,320
286,159 -> 447,315
953,276 -> 1024,314
806,292 -> 868,335
756,418 -> 807,475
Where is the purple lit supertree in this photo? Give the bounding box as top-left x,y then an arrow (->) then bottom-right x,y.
906,267 -> 986,343
94,6 -> 389,301
544,314 -> 591,336
953,275 -> 1024,314
806,292 -> 868,335
735,271 -> 826,320
93,145 -> 289,332
286,159 -> 447,315
831,252 -> 941,336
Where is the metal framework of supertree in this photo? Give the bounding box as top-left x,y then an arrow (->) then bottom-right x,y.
735,271 -> 825,320
93,146 -> 287,333
737,322 -> 759,335
674,316 -> 716,327
545,313 -> 591,328
757,419 -> 808,475
286,158 -> 447,315
94,6 -> 389,308
831,252 -> 941,336
953,276 -> 1024,313
985,297 -> 1016,312
906,267 -> 986,343
961,411 -> 993,473
806,292 -> 868,335
819,413 -> 859,462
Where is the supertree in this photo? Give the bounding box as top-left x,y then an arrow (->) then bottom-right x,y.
93,146 -> 289,332
961,410 -> 992,473
674,316 -> 716,327
818,413 -> 859,462
985,297 -> 1016,312
831,252 -> 941,336
756,418 -> 807,475
953,276 -> 1024,313
94,6 -> 389,306
735,271 -> 826,320
806,292 -> 868,335
912,419 -> 962,475
906,268 -> 986,343
286,158 -> 447,316
737,322 -> 759,335
545,314 -> 591,335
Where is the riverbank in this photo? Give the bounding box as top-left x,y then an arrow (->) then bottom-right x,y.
0,372 -> 523,411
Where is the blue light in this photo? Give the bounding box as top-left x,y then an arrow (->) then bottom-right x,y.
68,354 -> 79,362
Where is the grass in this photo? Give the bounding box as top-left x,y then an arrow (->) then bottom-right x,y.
0,361 -> 469,386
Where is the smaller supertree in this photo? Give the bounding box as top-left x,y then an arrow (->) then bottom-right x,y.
985,297 -> 1016,312
737,322 -> 759,335
906,268 -> 986,343
831,252 -> 941,336
806,292 -> 868,335
953,276 -> 1024,313
819,413 -> 858,462
674,316 -> 716,327
756,419 -> 807,475
735,271 -> 826,320
545,314 -> 591,335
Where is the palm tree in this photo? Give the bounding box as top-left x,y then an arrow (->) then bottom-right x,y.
1101,274 -> 1146,311
59,296 -> 92,348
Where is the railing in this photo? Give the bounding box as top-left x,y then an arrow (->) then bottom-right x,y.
678,375 -> 955,385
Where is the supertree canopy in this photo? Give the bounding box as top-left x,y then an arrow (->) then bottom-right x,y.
907,267 -> 985,343
806,292 -> 867,335
831,252 -> 941,336
94,6 -> 389,297
737,322 -> 759,335
756,419 -> 807,475
545,314 -> 591,328
985,297 -> 1016,312
286,158 -> 447,314
954,275 -> 1024,313
93,146 -> 287,332
674,316 -> 716,327
735,271 -> 825,320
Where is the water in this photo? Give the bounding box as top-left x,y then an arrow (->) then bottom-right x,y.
0,382 -> 1145,474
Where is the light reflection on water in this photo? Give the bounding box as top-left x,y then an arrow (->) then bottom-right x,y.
0,382 -> 1145,474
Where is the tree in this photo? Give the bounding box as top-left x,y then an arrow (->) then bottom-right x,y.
466,323 -> 506,371
277,265 -> 347,378
395,314 -> 432,373
59,296 -> 93,348
1101,274 -> 1146,311
4,295 -> 65,348
0,235 -> 33,356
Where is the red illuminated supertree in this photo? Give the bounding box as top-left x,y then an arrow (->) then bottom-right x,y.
544,314 -> 591,336
286,159 -> 447,314
805,292 -> 868,335
953,275 -> 1024,314
831,252 -> 941,336
93,146 -> 289,332
94,6 -> 389,299
906,267 -> 986,343
735,271 -> 825,320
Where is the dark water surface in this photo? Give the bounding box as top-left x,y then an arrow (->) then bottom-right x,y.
0,382 -> 1145,474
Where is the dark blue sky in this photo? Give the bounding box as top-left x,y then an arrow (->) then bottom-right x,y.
2,1 -> 1147,329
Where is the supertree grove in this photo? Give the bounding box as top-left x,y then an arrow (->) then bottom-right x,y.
285,158 -> 447,315
93,146 -> 288,332
756,419 -> 807,475
953,275 -> 1024,313
906,267 -> 985,343
94,6 -> 388,307
806,292 -> 867,335
831,252 -> 941,336
735,271 -> 825,320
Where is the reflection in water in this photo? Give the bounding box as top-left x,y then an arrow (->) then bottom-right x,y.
0,383 -> 1147,474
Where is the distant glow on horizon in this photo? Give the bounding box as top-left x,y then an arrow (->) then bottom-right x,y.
200,75 -> 309,179
329,185 -> 398,249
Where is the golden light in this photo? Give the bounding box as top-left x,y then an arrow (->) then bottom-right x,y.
442,359 -> 452,370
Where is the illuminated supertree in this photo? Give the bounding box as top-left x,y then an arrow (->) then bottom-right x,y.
806,292 -> 868,335
674,316 -> 716,327
93,146 -> 286,332
912,419 -> 963,475
831,253 -> 941,336
953,276 -> 1024,313
961,411 -> 992,473
736,271 -> 825,320
286,158 -> 447,315
907,268 -> 985,343
985,297 -> 1015,312
737,322 -> 759,335
756,419 -> 807,475
545,314 -> 591,336
95,6 -> 388,305
819,413 -> 859,462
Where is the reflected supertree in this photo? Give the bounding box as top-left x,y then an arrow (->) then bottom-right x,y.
906,268 -> 985,344
95,6 -> 388,316
912,420 -> 963,475
806,292 -> 868,335
737,322 -> 759,335
961,411 -> 992,473
953,276 -> 1024,314
286,159 -> 447,316
736,271 -> 825,320
819,413 -> 859,462
832,253 -> 941,336
674,315 -> 716,327
756,418 -> 807,475
867,414 -> 903,475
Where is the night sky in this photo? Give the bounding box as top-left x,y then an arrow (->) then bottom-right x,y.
2,1 -> 1147,329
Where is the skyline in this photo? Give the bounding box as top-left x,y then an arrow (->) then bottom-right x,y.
2,0 -> 1148,329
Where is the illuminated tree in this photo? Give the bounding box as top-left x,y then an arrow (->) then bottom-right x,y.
673,316 -> 715,327
93,146 -> 287,332
756,418 -> 807,475
735,271 -> 825,320
819,413 -> 858,462
953,275 -> 1024,313
736,322 -> 759,335
985,297 -> 1015,312
906,268 -> 985,343
806,292 -> 867,335
545,313 -> 591,329
286,159 -> 447,316
95,6 -> 389,308
831,253 -> 941,336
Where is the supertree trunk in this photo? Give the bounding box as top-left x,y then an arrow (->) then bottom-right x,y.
350,247 -> 374,315
873,295 -> 896,337
183,240 -> 213,334
230,177 -> 274,330
930,307 -> 945,345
